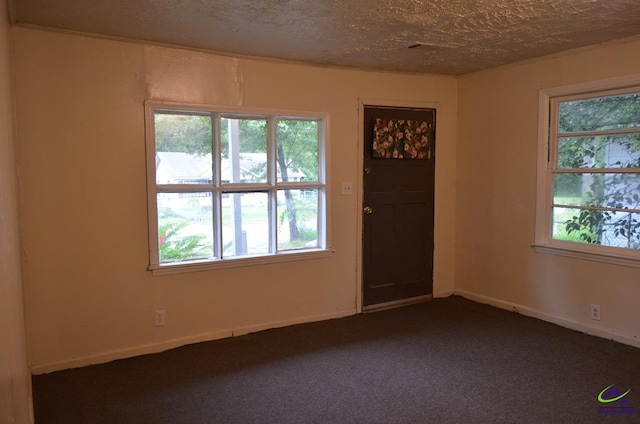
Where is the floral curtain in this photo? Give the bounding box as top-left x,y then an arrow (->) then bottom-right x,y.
372,118 -> 432,159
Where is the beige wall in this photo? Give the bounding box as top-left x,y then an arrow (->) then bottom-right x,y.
457,40 -> 640,345
0,1 -> 32,422
13,28 -> 458,372
17,19 -> 639,377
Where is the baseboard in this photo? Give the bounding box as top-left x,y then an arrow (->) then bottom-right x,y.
434,290 -> 455,299
31,328 -> 233,375
36,292 -> 637,374
31,308 -> 357,375
455,289 -> 640,350
230,309 -> 357,337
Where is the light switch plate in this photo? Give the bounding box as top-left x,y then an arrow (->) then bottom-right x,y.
341,182 -> 353,195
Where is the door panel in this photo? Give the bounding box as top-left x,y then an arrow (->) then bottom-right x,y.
362,106 -> 435,307
367,203 -> 397,288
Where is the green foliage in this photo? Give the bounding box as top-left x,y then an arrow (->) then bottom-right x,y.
561,173 -> 640,247
277,192 -> 318,248
564,209 -> 603,244
553,225 -> 593,244
275,121 -> 319,241
220,117 -> 267,159
155,113 -> 212,154
559,93 -> 640,133
158,220 -> 210,262
277,120 -> 319,181
155,112 -> 321,245
557,91 -> 640,249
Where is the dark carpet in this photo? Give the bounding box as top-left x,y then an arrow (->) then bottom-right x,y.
32,296 -> 640,423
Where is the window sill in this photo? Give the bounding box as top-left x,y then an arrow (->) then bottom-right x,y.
533,243 -> 640,268
149,248 -> 335,276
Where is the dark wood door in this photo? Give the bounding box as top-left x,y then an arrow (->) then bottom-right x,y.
362,106 -> 435,307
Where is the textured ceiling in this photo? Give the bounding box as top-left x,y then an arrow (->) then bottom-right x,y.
11,0 -> 640,75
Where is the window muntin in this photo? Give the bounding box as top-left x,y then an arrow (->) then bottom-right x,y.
548,88 -> 640,253
146,102 -> 329,272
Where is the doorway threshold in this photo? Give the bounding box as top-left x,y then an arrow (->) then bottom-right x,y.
363,295 -> 432,313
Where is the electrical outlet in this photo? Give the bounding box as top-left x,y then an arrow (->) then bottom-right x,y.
590,304 -> 601,321
154,309 -> 166,327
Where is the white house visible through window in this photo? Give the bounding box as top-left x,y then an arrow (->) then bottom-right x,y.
536,81 -> 640,265
145,102 -> 330,274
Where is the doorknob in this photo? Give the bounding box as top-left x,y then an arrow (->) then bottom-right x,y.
364,167 -> 372,175
363,206 -> 373,214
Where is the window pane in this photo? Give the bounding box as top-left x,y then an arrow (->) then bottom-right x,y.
558,134 -> 640,169
553,207 -> 640,250
220,118 -> 267,183
553,173 -> 640,209
277,120 -> 319,183
157,193 -> 213,263
155,113 -> 213,185
277,189 -> 319,250
222,192 -> 269,257
558,92 -> 640,133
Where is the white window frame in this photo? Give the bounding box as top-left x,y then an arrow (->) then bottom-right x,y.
145,101 -> 333,275
534,74 -> 640,268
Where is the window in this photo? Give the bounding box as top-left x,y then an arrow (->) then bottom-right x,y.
145,102 -> 331,274
535,79 -> 640,266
